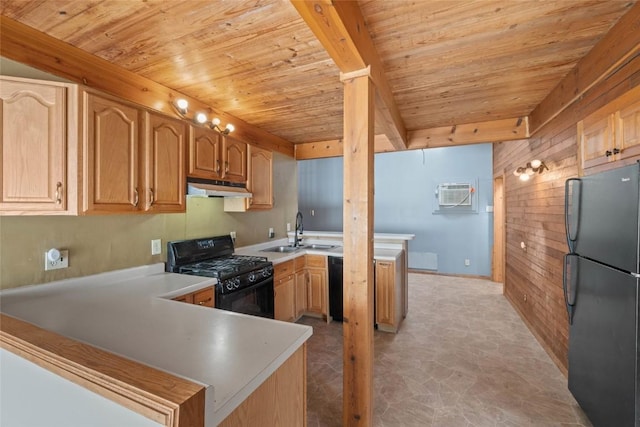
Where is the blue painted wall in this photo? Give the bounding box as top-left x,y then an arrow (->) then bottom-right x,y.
297,144 -> 494,276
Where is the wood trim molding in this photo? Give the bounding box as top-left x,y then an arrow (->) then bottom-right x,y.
0,314 -> 205,427
295,116 -> 528,160
291,0 -> 408,150
0,15 -> 294,157
528,3 -> 640,135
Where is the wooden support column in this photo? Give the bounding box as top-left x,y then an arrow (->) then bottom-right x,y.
342,72 -> 375,425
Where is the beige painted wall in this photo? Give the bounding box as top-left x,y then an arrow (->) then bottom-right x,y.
0,153 -> 298,290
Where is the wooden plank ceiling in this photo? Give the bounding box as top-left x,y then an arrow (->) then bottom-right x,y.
1,0 -> 635,149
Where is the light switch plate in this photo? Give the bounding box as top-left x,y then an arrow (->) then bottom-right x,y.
151,239 -> 162,255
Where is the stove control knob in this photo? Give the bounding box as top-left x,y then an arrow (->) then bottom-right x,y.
262,267 -> 272,278
248,273 -> 256,283
225,280 -> 234,291
233,277 -> 241,289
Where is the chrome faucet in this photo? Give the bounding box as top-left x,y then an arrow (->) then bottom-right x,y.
294,211 -> 303,247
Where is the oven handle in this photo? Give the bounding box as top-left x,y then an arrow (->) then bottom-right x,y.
217,274 -> 273,296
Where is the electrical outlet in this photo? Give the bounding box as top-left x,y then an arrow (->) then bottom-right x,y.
464,259 -> 471,266
268,227 -> 275,238
151,239 -> 162,255
44,249 -> 69,271
230,231 -> 237,241
286,223 -> 291,232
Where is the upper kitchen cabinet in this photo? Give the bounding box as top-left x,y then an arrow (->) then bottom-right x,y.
143,112 -> 187,213
221,136 -> 247,183
189,126 -> 223,180
224,145 -> 273,212
83,91 -> 142,214
578,87 -> 640,175
188,128 -> 247,183
0,76 -> 78,215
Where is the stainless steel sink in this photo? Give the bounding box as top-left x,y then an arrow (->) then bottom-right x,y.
261,245 -> 301,253
305,244 -> 337,250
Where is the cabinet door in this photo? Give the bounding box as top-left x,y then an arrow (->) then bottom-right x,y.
247,146 -> 273,210
189,126 -> 222,180
144,112 -> 186,212
375,261 -> 394,326
0,79 -> 67,212
578,113 -> 614,171
222,137 -> 247,183
295,270 -> 307,319
617,99 -> 640,160
275,276 -> 295,322
193,287 -> 214,308
84,92 -> 141,213
307,268 -> 327,316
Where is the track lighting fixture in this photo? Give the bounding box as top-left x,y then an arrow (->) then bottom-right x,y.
171,98 -> 234,135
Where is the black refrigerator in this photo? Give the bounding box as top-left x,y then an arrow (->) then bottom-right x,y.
564,163 -> 640,427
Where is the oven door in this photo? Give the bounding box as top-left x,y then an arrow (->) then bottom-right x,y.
216,276 -> 274,319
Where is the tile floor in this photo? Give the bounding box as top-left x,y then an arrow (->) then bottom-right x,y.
299,273 -> 591,427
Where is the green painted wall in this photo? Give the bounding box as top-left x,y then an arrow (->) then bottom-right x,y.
0,153 -> 297,289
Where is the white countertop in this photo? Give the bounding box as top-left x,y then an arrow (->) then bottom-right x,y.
0,264 -> 312,426
236,231 -> 413,264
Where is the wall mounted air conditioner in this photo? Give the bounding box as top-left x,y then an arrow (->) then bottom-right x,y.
437,183 -> 472,206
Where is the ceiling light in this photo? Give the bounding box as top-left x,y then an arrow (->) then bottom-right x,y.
210,118 -> 235,135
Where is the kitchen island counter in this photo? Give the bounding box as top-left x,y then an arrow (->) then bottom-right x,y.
0,263 -> 312,426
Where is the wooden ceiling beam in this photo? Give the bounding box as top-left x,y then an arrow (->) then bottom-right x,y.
291,0 -> 407,150
0,16 -> 294,157
295,116 -> 528,160
528,3 -> 640,135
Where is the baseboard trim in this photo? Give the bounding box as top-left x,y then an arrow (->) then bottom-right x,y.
408,269 -> 491,281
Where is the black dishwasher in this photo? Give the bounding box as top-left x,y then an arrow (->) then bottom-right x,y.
328,256 -> 376,325
329,256 -> 344,321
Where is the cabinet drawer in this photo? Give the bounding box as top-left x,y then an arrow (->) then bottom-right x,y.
306,255 -> 327,269
193,287 -> 214,307
274,260 -> 294,279
276,274 -> 294,287
294,255 -> 306,271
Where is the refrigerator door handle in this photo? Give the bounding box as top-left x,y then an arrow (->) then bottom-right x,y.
564,178 -> 581,253
563,253 -> 577,325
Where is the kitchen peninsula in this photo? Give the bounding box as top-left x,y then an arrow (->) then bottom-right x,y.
0,264 -> 312,427
236,231 -> 414,332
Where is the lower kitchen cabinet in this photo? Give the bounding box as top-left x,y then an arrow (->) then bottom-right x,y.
375,259 -> 403,333
306,255 -> 328,320
294,267 -> 307,320
173,287 -> 214,308
274,260 -> 295,322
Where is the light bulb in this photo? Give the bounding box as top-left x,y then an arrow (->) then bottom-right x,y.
519,173 -> 530,181
212,117 -> 221,126
225,123 -> 235,133
513,168 -> 522,177
195,112 -> 207,124
176,99 -> 188,112
525,164 -> 535,175
530,159 -> 542,169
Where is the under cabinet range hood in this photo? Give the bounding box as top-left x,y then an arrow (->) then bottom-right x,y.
187,180 -> 252,198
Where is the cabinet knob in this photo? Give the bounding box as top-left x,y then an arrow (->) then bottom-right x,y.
133,188 -> 139,207
148,188 -> 154,206
605,150 -> 612,157
613,147 -> 621,155
54,182 -> 63,204
225,161 -> 229,173
216,160 -> 221,174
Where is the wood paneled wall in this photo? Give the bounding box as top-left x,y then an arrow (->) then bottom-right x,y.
493,55 -> 640,372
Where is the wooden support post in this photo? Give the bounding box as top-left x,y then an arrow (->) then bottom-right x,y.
342,73 -> 375,425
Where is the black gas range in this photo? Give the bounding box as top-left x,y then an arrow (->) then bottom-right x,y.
166,235 -> 274,318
